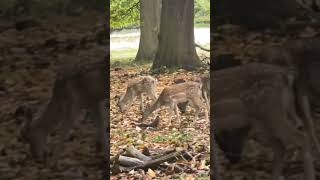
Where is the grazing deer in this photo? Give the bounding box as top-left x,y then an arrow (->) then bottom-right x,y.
195,73 -> 210,111
117,76 -> 158,113
212,63 -> 318,180
258,39 -> 320,155
141,81 -> 208,127
20,61 -> 107,162
174,74 -> 210,114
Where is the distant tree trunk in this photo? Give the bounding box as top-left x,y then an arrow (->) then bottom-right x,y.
135,0 -> 161,62
152,0 -> 201,70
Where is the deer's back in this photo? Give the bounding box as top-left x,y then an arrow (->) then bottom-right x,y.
159,82 -> 202,103
55,64 -> 106,108
212,63 -> 289,102
127,76 -> 156,93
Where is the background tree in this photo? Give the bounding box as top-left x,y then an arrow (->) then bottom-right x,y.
110,0 -> 140,29
152,0 -> 201,70
134,0 -> 161,62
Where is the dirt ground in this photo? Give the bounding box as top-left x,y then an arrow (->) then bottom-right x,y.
213,24 -> 320,179
0,12 -> 107,180
110,65 -> 210,179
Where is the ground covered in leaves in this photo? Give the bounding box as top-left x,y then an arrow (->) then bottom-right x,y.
110,65 -> 210,179
0,13 -> 107,180
213,22 -> 320,179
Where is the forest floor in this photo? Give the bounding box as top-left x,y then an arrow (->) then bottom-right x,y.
213,24 -> 320,179
109,25 -> 210,178
0,12 -> 107,180
110,64 -> 210,179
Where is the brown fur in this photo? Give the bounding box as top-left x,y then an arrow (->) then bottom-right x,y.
141,81 -> 208,127
117,76 -> 157,113
258,39 -> 320,157
212,63 -> 317,180
20,61 -> 107,162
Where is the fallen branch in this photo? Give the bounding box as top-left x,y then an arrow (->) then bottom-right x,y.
126,145 -> 152,161
110,149 -> 124,175
119,155 -> 144,166
111,146 -> 193,174
195,43 -> 210,52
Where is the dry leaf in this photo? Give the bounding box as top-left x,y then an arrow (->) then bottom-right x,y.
147,168 -> 156,177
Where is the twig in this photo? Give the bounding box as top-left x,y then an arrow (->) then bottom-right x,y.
121,1 -> 140,19
195,43 -> 210,52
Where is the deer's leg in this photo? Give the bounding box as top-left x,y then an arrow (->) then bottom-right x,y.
50,96 -> 80,165
270,138 -> 286,180
167,102 -> 176,127
203,91 -> 210,113
60,98 -> 80,142
302,135 -> 315,180
91,101 -> 107,159
296,79 -> 320,154
118,88 -> 136,112
139,93 -> 144,112
190,97 -> 204,124
284,85 -> 303,129
174,104 -> 181,127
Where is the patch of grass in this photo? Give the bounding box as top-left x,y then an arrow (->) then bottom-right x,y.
153,131 -> 193,144
110,48 -> 137,62
111,48 -> 156,68
110,57 -> 152,68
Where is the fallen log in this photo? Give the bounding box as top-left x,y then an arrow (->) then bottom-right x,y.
111,146 -> 193,174
126,145 -> 152,161
119,156 -> 144,167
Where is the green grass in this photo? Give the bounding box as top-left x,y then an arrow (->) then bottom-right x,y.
110,40 -> 209,68
111,48 -> 137,61
111,48 -> 155,68
153,131 -> 193,144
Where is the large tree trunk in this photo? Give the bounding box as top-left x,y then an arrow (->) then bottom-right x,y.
135,0 -> 161,62
214,0 -> 301,29
152,0 -> 201,70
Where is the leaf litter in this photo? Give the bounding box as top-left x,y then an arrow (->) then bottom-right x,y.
110,65 -> 210,179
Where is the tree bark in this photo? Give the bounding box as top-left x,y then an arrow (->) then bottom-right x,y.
152,0 -> 201,70
135,0 -> 161,62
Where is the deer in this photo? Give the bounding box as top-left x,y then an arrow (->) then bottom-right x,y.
174,73 -> 210,114
195,73 -> 210,111
141,81 -> 208,127
117,76 -> 158,113
20,60 -> 107,163
257,39 -> 320,156
212,63 -> 319,180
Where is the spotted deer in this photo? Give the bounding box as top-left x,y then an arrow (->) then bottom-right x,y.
20,61 -> 107,162
117,76 -> 158,113
141,81 -> 208,127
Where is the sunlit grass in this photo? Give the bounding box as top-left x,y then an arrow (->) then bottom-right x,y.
111,48 -> 137,62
